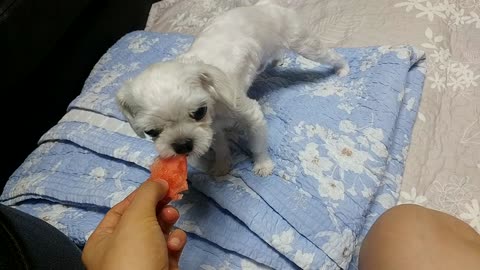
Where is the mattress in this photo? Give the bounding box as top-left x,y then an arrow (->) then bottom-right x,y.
1,31 -> 426,269
147,0 -> 480,234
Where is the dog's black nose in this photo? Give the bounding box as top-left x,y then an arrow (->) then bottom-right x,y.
172,139 -> 193,154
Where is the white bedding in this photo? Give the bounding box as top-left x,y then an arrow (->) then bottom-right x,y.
146,0 -> 480,233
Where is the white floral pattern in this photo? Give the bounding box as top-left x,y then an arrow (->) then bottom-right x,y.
460,199 -> 480,231
399,187 -> 428,204
294,251 -> 315,270
271,229 -> 295,254
421,27 -> 479,98
35,205 -> 74,230
391,0 -> 480,235
395,0 -> 480,28
143,3 -> 480,269
428,175 -> 480,217
3,0 -> 480,268
0,30 -> 425,270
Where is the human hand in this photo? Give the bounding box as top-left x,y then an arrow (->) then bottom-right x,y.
82,180 -> 187,270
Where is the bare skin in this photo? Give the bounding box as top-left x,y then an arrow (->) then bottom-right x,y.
359,204 -> 480,270
82,180 -> 187,270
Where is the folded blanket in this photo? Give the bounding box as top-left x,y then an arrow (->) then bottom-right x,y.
1,31 -> 425,270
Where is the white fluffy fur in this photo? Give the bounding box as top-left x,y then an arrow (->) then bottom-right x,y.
117,1 -> 349,176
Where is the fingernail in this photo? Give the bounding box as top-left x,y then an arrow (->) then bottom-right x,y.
152,178 -> 168,189
169,237 -> 180,248
165,207 -> 178,215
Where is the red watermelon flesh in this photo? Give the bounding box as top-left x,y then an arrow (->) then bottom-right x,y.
149,155 -> 188,204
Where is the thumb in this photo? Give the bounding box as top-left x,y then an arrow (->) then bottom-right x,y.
125,179 -> 169,219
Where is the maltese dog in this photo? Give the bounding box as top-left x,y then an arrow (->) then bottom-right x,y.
116,0 -> 349,177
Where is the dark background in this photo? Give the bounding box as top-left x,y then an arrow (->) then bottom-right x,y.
1,0 -> 157,192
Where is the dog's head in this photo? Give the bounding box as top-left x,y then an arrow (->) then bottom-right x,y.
116,61 -> 237,158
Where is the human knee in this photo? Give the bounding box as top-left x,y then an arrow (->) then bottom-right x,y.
361,206 -> 480,270
368,204 -> 433,239
380,204 -> 429,222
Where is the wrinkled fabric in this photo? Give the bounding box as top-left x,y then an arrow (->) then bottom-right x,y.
1,32 -> 425,269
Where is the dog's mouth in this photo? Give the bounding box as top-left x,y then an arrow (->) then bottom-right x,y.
158,145 -> 205,159
171,139 -> 194,155
155,133 -> 213,159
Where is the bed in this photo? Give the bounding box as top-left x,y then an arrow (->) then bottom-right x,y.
1,0 -> 478,269
147,0 -> 480,233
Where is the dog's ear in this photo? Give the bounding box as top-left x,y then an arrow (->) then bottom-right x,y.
116,84 -> 146,138
198,64 -> 238,109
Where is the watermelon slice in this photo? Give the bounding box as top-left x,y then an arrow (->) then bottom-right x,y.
148,155 -> 188,204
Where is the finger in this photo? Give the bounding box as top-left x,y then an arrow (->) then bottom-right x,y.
157,206 -> 180,233
124,179 -> 169,219
94,189 -> 137,233
167,229 -> 187,269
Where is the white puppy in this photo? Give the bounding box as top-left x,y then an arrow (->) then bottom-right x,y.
117,1 -> 349,176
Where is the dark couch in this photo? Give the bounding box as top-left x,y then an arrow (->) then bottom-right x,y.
1,0 -> 157,191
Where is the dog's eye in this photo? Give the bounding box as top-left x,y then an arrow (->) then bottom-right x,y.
144,129 -> 161,138
191,106 -> 207,121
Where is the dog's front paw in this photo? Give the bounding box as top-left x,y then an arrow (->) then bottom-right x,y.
336,65 -> 350,77
253,159 -> 274,177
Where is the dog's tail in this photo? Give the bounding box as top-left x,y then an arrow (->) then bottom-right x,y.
288,18 -> 349,76
258,0 -> 349,76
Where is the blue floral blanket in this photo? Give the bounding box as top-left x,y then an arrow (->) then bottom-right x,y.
0,31 -> 425,270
